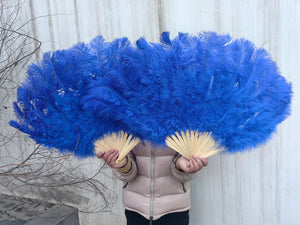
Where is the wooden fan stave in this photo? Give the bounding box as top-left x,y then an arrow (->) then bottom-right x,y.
166,130 -> 225,160
94,131 -> 140,164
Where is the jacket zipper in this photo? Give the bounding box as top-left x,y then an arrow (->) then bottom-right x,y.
181,182 -> 187,193
149,145 -> 155,224
123,182 -> 128,189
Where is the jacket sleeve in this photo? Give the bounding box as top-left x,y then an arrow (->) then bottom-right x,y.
171,154 -> 197,182
112,151 -> 138,183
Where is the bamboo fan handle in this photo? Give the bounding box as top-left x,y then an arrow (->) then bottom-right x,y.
116,157 -> 127,165
200,149 -> 222,159
165,130 -> 225,160
94,131 -> 140,165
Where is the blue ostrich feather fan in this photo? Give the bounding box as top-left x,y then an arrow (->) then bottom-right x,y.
9,36 -> 129,157
11,32 -> 292,156
82,32 -> 292,153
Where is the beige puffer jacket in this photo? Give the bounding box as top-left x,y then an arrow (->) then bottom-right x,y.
112,141 -> 196,220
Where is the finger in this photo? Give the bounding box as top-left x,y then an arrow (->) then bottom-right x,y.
110,152 -> 120,166
193,155 -> 204,169
191,157 -> 201,172
97,151 -> 105,158
103,150 -> 116,162
176,156 -> 187,171
187,159 -> 196,173
200,156 -> 208,166
178,159 -> 189,173
186,161 -> 190,167
106,150 -> 118,165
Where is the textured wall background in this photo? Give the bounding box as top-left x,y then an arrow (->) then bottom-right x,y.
1,0 -> 299,224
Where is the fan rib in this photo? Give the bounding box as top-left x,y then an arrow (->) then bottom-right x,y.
166,130 -> 225,160
94,131 -> 141,164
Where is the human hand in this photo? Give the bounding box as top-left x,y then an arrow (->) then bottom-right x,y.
175,155 -> 208,173
97,149 -> 128,168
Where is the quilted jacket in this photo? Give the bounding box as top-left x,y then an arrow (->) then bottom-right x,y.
112,141 -> 196,220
